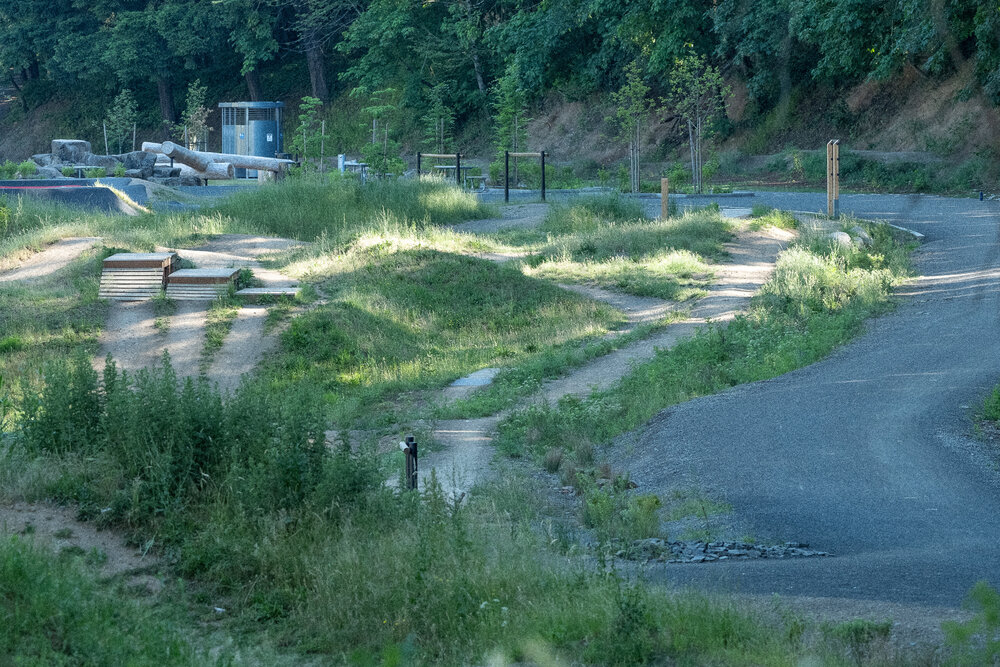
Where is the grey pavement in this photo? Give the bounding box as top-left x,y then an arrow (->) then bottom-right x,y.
612,192 -> 1000,607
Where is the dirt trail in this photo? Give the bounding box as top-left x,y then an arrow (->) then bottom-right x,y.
98,302 -> 162,373
184,235 -> 301,392
0,237 -> 100,284
420,226 -> 793,500
98,234 -> 301,386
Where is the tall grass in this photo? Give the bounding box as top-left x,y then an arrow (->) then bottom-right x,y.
0,535 -> 202,664
209,174 -> 493,244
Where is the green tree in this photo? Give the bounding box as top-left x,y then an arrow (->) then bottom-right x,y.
423,83 -> 455,153
667,53 -> 730,194
105,89 -> 137,154
609,62 -> 651,194
493,62 -> 530,185
176,79 -> 212,151
288,96 -> 326,163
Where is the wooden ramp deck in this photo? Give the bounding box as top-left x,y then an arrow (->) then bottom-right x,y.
165,268 -> 240,300
99,252 -> 178,301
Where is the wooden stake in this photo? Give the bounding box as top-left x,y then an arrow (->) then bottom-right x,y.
103,122 -> 108,155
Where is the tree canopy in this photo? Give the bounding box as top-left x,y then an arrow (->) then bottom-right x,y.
1,0 -> 998,134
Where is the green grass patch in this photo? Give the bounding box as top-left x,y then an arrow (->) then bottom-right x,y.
0,534 -> 201,664
982,385 -> 1000,422
209,173 -> 494,244
267,246 -> 618,426
540,194 -> 647,234
201,296 -> 242,371
750,205 -> 798,230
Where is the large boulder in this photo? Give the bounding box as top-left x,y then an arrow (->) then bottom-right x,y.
31,153 -> 56,167
36,166 -> 65,179
51,139 -> 91,164
827,231 -> 853,248
83,153 -> 121,171
124,169 -> 145,179
118,151 -> 156,179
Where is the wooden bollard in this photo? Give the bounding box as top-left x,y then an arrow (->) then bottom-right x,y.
399,435 -> 418,490
661,177 -> 670,219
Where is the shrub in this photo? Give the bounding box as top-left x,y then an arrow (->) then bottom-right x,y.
983,385 -> 1000,422
61,167 -> 76,178
19,352 -> 330,528
113,163 -> 127,177
0,161 -> 18,179
16,161 -> 36,177
84,168 -> 106,179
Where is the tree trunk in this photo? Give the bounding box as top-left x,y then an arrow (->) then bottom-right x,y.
8,73 -> 26,111
26,59 -> 39,80
245,69 -> 264,101
304,32 -> 329,102
157,76 -> 176,127
471,50 -> 487,95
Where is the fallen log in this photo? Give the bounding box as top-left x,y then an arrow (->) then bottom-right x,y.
143,141 -> 294,173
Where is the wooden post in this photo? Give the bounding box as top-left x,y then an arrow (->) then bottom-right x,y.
416,152 -> 422,177
132,123 -> 136,152
540,151 -> 546,201
103,122 -> 108,155
661,177 -> 670,219
504,151 -> 510,203
455,152 -> 462,187
320,120 -> 325,173
400,435 -> 418,491
827,139 -> 840,219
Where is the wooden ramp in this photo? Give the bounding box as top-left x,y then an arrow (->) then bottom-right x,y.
99,252 -> 178,301
236,287 -> 299,302
166,268 -> 240,300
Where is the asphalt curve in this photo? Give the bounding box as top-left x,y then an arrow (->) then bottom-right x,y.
618,192 -> 1000,607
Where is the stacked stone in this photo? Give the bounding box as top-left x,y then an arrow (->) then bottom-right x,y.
618,538 -> 830,563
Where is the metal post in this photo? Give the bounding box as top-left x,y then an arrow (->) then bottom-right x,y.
132,123 -> 136,152
416,152 -> 422,177
504,151 -> 510,203
320,120 -> 325,173
540,151 -> 546,201
184,126 -> 189,151
455,153 -> 462,187
400,435 -> 418,491
661,177 -> 670,219
103,122 -> 109,155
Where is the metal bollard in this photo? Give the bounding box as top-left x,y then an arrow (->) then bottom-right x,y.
399,435 -> 418,490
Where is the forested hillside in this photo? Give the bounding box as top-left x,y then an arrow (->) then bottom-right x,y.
1,0 -> 998,168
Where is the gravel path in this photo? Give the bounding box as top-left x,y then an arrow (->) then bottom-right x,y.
614,192 -> 1000,608
421,226 -> 791,500
0,237 -> 100,284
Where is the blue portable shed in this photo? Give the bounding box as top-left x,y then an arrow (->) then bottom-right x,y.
219,102 -> 284,179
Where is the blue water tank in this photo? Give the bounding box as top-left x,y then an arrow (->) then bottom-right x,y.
219,102 -> 284,179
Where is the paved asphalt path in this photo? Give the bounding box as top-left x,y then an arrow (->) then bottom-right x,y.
614,192 -> 1000,607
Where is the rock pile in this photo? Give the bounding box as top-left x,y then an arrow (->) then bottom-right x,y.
29,139 -> 161,180
618,538 -> 830,564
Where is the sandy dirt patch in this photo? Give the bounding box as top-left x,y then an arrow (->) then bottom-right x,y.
0,502 -> 160,590
0,237 -> 100,283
